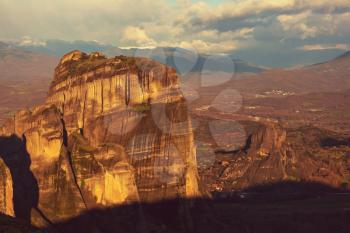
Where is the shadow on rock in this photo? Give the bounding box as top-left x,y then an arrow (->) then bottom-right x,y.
0,135 -> 39,223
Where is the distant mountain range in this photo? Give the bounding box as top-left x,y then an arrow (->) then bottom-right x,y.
9,40 -> 266,74
9,39 -> 348,68
2,39 -> 350,85
230,47 -> 347,68
305,49 -> 350,73
0,41 -> 36,60
0,42 -> 58,124
1,39 -> 349,106
0,41 -> 58,83
335,50 -> 350,59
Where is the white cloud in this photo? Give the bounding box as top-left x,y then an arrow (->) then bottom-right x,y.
278,11 -> 319,39
176,40 -> 237,54
121,26 -> 156,47
197,28 -> 253,42
18,36 -> 47,47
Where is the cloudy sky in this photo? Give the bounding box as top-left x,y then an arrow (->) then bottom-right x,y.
1,0 -> 350,66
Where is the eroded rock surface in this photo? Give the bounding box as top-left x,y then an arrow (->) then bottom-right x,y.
201,123 -> 350,192
0,51 -> 199,225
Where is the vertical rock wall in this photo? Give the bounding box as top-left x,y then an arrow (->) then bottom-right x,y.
0,51 -> 200,225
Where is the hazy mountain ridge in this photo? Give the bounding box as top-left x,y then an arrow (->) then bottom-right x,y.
11,38 -> 350,74
336,50 -> 350,59
0,42 -> 59,125
11,38 -> 349,68
9,40 -> 267,74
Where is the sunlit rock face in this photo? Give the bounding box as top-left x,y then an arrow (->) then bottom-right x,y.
0,158 -> 13,216
0,51 -> 199,226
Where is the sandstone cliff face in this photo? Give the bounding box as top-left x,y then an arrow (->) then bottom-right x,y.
0,51 -> 199,225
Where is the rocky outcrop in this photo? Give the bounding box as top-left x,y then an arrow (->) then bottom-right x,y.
202,123 -> 349,191
0,51 -> 199,226
216,123 -> 296,188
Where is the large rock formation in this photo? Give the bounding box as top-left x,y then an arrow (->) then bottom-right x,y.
201,123 -> 350,192
0,51 -> 199,225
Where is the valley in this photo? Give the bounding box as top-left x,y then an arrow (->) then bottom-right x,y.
0,45 -> 349,232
